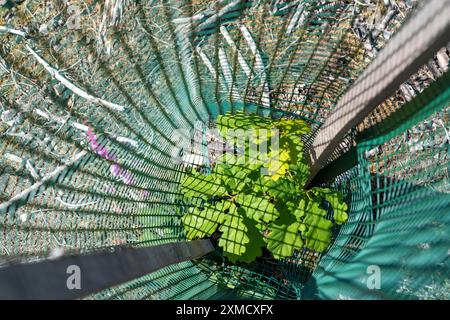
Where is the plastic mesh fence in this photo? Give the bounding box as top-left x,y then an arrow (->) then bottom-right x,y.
0,0 -> 448,300
314,78 -> 450,300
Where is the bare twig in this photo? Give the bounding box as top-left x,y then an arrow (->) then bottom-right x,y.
25,45 -> 126,112
218,47 -> 241,100
287,1 -> 306,34
0,150 -> 88,214
238,24 -> 271,108
55,196 -> 99,208
0,26 -> 27,38
220,26 -> 251,77
2,25 -> 126,112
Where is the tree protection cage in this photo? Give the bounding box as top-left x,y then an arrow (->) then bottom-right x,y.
0,0 -> 449,300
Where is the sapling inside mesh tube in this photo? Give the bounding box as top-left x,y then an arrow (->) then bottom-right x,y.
179,112 -> 348,263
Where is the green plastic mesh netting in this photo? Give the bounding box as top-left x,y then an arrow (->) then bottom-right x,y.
0,0 -> 449,300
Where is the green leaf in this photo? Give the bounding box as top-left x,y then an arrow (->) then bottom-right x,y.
264,148 -> 291,181
215,155 -> 262,193
266,221 -> 305,259
274,202 -> 298,225
252,175 -> 271,193
289,161 -> 310,188
276,119 -> 310,135
181,202 -> 228,239
214,160 -> 253,194
217,112 -> 275,149
218,206 -> 250,256
287,198 -> 308,221
303,211 -> 333,253
236,194 -> 279,223
217,111 -> 273,132
254,221 -> 267,232
325,191 -> 348,225
280,135 -> 304,163
265,177 -> 299,201
248,128 -> 274,145
181,171 -> 228,199
229,177 -> 250,194
215,153 -> 238,166
305,200 -> 328,217
236,152 -> 265,171
223,220 -> 265,263
311,188 -> 348,225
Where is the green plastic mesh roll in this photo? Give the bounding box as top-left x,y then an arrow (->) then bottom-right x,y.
0,0 -> 448,300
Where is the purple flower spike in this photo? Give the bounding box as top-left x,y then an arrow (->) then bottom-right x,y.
87,127 -> 134,186
87,130 -> 97,142
98,147 -> 108,158
91,140 -> 100,151
104,151 -> 113,161
123,171 -> 135,185
110,163 -> 121,177
110,154 -> 118,162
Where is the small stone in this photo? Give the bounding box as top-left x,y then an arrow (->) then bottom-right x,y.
48,247 -> 65,260
19,213 -> 27,223
39,23 -> 49,35
1,109 -> 16,126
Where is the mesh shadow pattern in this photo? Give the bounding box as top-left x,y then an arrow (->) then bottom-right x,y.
2,0 -> 448,300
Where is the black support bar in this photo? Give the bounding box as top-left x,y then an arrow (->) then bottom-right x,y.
0,239 -> 214,300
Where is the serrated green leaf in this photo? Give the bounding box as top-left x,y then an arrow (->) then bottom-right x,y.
217,112 -> 274,147
248,128 -> 274,146
254,221 -> 267,232
333,203 -> 348,225
215,153 -> 238,166
227,177 -> 248,194
212,163 -> 231,176
215,155 -> 261,189
305,200 -> 328,217
179,113 -> 348,263
214,160 -> 253,194
289,161 -> 310,187
217,111 -> 273,131
236,152 -> 265,170
266,221 -> 305,259
228,164 -> 248,180
252,175 -> 271,193
274,202 -> 298,225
